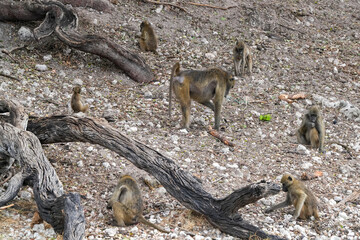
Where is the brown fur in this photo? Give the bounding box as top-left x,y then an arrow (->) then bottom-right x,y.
265,173 -> 320,220
107,175 -> 169,233
233,40 -> 252,76
139,20 -> 157,53
168,62 -> 235,130
297,105 -> 325,153
71,86 -> 89,113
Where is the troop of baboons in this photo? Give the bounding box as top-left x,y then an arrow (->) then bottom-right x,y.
69,19 -> 328,232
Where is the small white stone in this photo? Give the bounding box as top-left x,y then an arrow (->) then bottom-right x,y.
194,235 -> 204,240
179,129 -> 188,134
144,91 -> 153,98
328,199 -> 337,206
205,52 -> 216,60
43,55 -> 52,61
19,190 -> 32,200
212,162 -> 221,168
297,145 -> 310,155
102,162 -> 110,168
104,227 -> 117,237
330,236 -> 341,240
73,78 -> 83,85
35,64 -> 48,71
338,212 -> 348,221
334,196 -> 342,202
18,26 -> 34,41
301,161 -> 313,169
87,146 -> 94,152
170,233 -> 179,239
77,160 -> 84,167
294,225 -> 306,235
129,127 -> 138,132
264,216 -> 274,223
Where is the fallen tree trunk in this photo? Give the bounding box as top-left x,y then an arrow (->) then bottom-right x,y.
0,0 -> 154,83
0,100 -> 85,240
27,115 -> 284,239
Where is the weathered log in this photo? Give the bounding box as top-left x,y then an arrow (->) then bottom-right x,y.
0,99 -> 85,240
0,0 -> 154,83
27,115 -> 284,239
0,100 -> 28,174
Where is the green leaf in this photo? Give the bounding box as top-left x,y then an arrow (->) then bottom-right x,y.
259,114 -> 272,121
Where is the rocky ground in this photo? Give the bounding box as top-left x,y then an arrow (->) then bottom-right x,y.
0,0 -> 359,239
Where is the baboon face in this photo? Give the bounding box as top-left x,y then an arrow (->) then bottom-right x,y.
308,106 -> 320,123
73,86 -> 81,94
140,20 -> 149,30
225,74 -> 235,97
281,174 -> 293,192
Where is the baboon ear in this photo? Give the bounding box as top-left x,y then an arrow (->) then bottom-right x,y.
288,176 -> 292,181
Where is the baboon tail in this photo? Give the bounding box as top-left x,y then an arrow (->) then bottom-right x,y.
168,62 -> 180,118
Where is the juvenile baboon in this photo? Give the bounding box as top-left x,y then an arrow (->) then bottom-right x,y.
139,20 -> 157,53
297,105 -> 325,153
168,62 -> 235,130
265,173 -> 320,220
71,86 -> 89,113
233,40 -> 252,76
107,175 -> 169,233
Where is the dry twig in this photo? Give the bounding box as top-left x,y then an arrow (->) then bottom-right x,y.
144,0 -> 188,13
0,203 -> 14,210
208,126 -> 235,147
0,72 -> 21,82
188,2 -> 236,10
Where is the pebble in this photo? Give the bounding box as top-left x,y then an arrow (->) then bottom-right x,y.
18,26 -> 34,41
104,227 -> 117,237
77,160 -> 84,167
19,190 -> 32,200
35,64 -> 48,71
102,162 -> 110,168
43,55 -> 52,61
301,162 -> 313,169
297,145 -> 310,155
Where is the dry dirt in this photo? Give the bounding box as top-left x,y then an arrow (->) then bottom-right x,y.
0,0 -> 359,239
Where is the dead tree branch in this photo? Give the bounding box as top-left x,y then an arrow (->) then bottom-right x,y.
0,0 -> 154,83
0,100 -> 85,240
27,115 -> 283,239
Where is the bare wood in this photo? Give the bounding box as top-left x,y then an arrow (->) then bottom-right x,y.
27,115 -> 284,240
337,191 -> 359,207
0,123 -> 85,240
0,1 -> 154,83
188,2 -> 237,10
0,72 -> 21,82
144,0 -> 188,13
0,203 -> 14,210
208,126 -> 235,147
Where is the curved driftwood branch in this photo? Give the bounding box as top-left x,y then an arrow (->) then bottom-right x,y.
0,99 -> 85,240
27,115 -> 283,240
0,0 -> 154,83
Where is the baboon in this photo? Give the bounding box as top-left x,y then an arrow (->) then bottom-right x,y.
297,105 -> 325,153
265,173 -> 320,220
233,40 -> 252,76
71,86 -> 89,113
107,175 -> 169,233
139,20 -> 157,53
168,62 -> 235,130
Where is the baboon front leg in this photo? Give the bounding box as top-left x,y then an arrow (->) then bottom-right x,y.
181,103 -> 191,129
214,100 -> 223,130
265,200 -> 290,213
247,55 -> 253,74
234,60 -> 240,76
